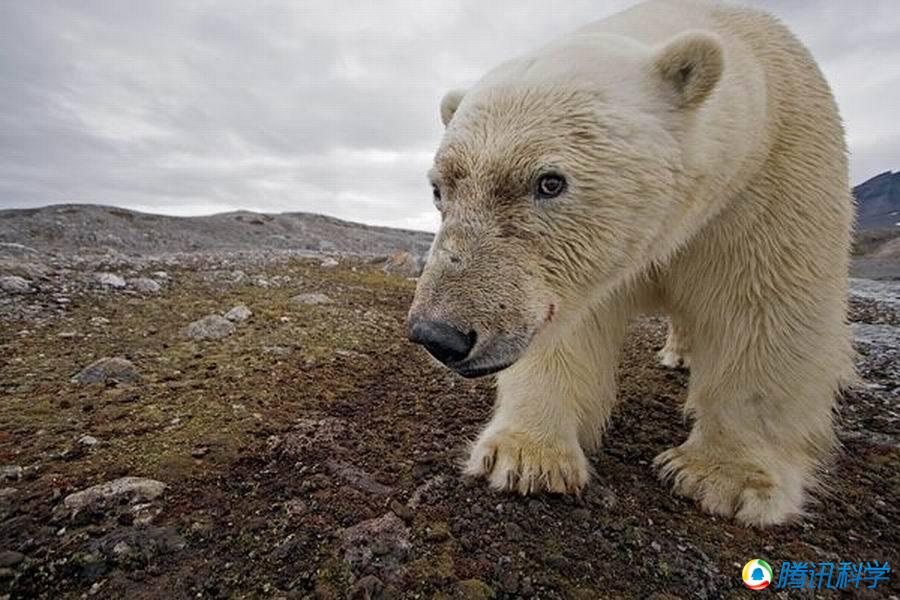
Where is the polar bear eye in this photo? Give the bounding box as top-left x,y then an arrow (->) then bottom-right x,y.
432,183 -> 442,207
535,173 -> 567,200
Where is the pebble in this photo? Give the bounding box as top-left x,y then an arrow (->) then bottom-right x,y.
181,314 -> 236,340
0,466 -> 23,481
95,272 -> 126,288
224,304 -> 252,322
79,435 -> 99,446
320,257 -> 339,268
390,500 -> 415,524
291,292 -> 332,305
130,277 -> 161,293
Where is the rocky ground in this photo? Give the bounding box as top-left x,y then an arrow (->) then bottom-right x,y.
0,223 -> 899,599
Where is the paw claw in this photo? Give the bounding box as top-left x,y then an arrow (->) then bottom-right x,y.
465,429 -> 589,496
655,443 -> 802,526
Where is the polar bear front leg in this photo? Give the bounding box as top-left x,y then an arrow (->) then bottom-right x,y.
464,311 -> 624,495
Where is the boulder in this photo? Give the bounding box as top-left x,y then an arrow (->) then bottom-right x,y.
72,357 -> 140,385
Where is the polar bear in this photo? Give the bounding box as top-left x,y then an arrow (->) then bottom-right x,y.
406,0 -> 854,526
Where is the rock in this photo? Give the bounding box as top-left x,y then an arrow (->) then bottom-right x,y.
0,551 -> 24,568
291,292 -> 332,305
182,315 -> 235,340
0,466 -> 23,481
349,575 -> 384,600
130,277 -> 161,293
72,357 -> 140,385
224,304 -> 252,322
320,257 -> 339,269
63,477 -> 166,513
0,275 -> 34,294
95,272 -> 127,288
79,435 -> 99,446
325,460 -> 394,496
390,500 -> 415,524
111,541 -> 132,556
382,251 -> 420,277
457,579 -> 494,600
151,271 -> 170,280
340,513 -> 410,579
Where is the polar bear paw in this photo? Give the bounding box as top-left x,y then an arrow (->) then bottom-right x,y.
464,429 -> 590,495
654,443 -> 803,526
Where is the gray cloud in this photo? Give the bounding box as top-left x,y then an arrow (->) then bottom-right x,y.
1,1 -> 897,231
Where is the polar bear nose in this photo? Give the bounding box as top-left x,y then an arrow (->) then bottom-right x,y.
408,319 -> 476,365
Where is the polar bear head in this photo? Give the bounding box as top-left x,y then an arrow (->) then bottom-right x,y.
407,31 -> 724,378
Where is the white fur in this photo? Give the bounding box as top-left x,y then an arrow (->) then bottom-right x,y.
418,0 -> 854,527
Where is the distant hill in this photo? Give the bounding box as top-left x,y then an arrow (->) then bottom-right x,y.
854,171 -> 900,230
0,204 -> 434,257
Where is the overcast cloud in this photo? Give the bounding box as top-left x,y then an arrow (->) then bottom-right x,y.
1,1 -> 898,231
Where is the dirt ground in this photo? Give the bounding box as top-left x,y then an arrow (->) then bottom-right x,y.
1,258 -> 898,599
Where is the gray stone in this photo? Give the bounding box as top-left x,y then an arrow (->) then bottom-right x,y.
182,315 -> 235,340
291,292 -> 331,305
79,435 -> 99,446
72,357 -> 140,385
340,513 -> 410,579
320,257 -> 339,269
95,272 -> 127,288
130,277 -> 161,293
63,477 -> 166,513
224,304 -> 252,322
0,466 -> 23,481
0,275 -> 34,294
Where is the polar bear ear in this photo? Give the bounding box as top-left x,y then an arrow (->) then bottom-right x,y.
654,31 -> 724,109
440,89 -> 467,127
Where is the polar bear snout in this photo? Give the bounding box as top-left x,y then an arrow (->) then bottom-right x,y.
406,312 -> 532,379
408,319 -> 476,366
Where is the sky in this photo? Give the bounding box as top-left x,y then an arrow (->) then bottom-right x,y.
1,1 -> 898,232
